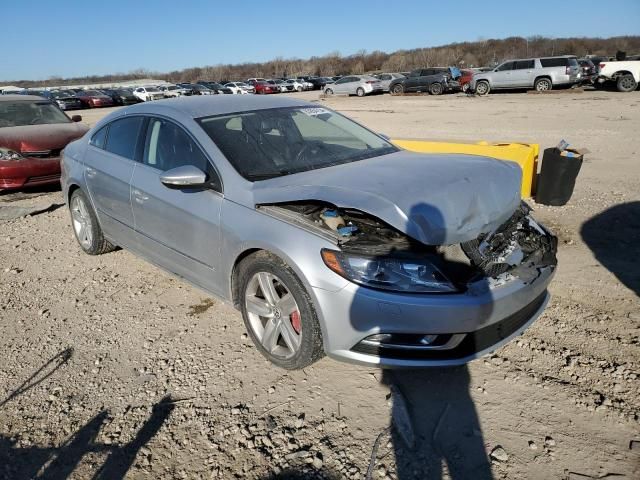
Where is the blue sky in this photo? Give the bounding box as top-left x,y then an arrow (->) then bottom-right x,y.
4,0 -> 639,80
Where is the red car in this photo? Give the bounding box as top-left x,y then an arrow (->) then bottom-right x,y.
459,69 -> 474,92
0,95 -> 89,190
252,81 -> 277,94
74,89 -> 114,108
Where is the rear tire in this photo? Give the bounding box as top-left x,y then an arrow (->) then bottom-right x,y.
297,86 -> 303,92
69,189 -> 115,256
475,80 -> 490,95
616,74 -> 637,92
237,251 -> 324,370
534,77 -> 552,92
429,82 -> 444,95
356,87 -> 365,97
462,83 -> 470,93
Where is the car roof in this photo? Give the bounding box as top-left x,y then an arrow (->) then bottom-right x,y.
118,95 -> 314,118
0,95 -> 48,102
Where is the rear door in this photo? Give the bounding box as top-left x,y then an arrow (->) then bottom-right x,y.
83,116 -> 145,246
129,116 -> 224,294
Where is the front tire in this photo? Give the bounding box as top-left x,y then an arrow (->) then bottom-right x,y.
391,84 -> 404,95
238,251 -> 324,370
324,88 -> 334,95
475,80 -> 490,95
69,189 -> 115,255
534,77 -> 552,92
429,82 -> 444,95
462,83 -> 470,93
616,74 -> 638,92
356,87 -> 365,97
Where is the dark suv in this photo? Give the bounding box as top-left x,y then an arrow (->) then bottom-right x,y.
388,67 -> 460,95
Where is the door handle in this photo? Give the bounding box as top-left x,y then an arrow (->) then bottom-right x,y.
86,167 -> 97,178
132,189 -> 149,203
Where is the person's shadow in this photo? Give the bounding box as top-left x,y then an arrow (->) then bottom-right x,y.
380,369 -> 492,479
581,201 -> 640,297
348,202 -> 495,479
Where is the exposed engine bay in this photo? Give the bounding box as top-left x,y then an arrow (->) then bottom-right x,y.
259,201 -> 557,289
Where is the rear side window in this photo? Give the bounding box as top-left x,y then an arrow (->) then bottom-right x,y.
104,116 -> 145,160
540,58 -> 568,67
515,60 -> 535,69
90,125 -> 108,149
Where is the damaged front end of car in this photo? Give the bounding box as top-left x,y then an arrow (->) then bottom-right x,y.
259,201 -> 557,295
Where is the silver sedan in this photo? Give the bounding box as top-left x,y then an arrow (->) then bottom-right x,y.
61,96 -> 557,369
324,75 -> 384,96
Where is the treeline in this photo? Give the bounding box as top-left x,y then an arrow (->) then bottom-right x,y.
7,35 -> 640,87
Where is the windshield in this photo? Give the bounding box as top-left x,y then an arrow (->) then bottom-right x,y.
0,101 -> 70,128
198,106 -> 398,181
145,87 -> 160,92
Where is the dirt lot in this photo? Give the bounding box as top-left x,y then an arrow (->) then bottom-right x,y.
1,90 -> 638,480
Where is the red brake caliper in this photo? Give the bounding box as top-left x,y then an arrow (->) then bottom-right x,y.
290,310 -> 301,334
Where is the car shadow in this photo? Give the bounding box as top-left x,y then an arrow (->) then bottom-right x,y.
580,201 -> 640,297
0,349 -> 175,479
347,203 -> 495,479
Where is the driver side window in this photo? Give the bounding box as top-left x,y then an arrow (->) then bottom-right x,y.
497,62 -> 515,71
142,118 -> 209,173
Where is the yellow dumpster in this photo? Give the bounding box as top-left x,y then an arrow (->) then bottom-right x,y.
391,139 -> 539,199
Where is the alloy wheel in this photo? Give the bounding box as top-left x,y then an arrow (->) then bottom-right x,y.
245,272 -> 302,360
71,195 -> 93,249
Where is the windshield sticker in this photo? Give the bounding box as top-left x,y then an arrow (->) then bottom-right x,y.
299,107 -> 330,116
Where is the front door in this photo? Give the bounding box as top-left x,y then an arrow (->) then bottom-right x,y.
130,116 -> 224,295
511,59 -> 536,87
491,61 -> 516,87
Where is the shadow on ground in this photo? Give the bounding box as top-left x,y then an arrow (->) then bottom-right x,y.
380,369 -> 493,479
581,201 -> 640,297
0,348 -> 174,479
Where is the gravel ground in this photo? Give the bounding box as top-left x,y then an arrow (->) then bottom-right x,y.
1,89 -> 638,480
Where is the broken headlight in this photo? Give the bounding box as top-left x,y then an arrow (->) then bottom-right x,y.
321,249 -> 457,293
0,147 -> 25,161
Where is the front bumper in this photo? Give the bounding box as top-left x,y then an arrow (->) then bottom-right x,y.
0,157 -> 61,190
314,265 -> 555,367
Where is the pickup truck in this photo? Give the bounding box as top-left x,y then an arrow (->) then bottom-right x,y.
596,60 -> 640,92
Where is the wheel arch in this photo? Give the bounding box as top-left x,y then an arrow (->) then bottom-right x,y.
612,70 -> 635,79
228,245 -> 331,349
534,75 -> 552,84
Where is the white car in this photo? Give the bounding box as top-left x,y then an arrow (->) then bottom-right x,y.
596,60 -> 640,92
296,78 -> 314,90
284,79 -> 307,92
225,82 -> 255,94
132,86 -> 165,102
158,84 -> 191,97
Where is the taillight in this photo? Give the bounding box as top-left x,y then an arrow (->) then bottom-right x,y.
600,63 -> 606,69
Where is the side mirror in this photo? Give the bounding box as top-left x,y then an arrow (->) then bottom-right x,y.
71,115 -> 82,122
160,165 -> 207,188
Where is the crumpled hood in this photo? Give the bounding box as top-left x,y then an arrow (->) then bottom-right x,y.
252,150 -> 522,245
0,123 -> 89,152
